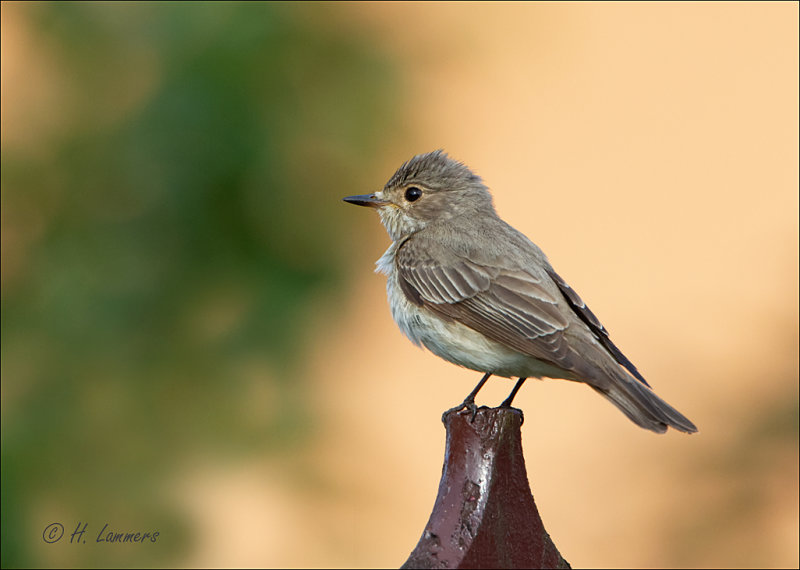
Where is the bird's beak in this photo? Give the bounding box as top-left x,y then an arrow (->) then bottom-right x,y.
342,193 -> 389,208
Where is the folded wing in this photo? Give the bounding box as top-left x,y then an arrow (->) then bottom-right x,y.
396,237 -> 584,378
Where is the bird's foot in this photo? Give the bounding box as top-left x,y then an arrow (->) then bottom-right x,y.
442,398 -> 479,423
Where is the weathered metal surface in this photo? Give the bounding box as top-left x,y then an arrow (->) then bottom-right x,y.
402,407 -> 570,569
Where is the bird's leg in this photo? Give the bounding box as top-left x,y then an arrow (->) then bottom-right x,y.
499,377 -> 527,408
442,372 -> 493,422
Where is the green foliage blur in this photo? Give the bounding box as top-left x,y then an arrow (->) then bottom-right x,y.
1,2 -> 399,567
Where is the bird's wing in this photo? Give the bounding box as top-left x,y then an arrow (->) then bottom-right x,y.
395,234 -> 695,433
396,236 -> 584,376
545,269 -> 649,386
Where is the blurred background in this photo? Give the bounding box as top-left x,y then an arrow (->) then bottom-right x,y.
1,2 -> 797,568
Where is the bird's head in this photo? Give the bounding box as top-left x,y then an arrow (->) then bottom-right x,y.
343,150 -> 495,241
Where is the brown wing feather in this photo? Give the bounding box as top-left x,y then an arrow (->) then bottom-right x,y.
546,269 -> 650,387
396,238 -> 584,376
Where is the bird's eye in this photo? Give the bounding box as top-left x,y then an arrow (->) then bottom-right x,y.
405,187 -> 422,202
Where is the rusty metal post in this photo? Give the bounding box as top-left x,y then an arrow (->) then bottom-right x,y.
402,407 -> 570,569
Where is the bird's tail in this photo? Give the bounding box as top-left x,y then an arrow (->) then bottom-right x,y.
593,374 -> 698,434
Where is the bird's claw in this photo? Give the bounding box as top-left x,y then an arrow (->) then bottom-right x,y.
442,399 -> 480,423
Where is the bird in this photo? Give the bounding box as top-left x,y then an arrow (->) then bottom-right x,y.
343,150 -> 697,434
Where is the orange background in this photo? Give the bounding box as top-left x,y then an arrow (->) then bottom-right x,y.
3,2 -> 797,568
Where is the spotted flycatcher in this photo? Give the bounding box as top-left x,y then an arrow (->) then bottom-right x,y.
343,150 -> 696,434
